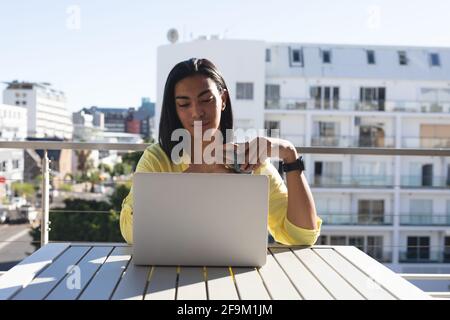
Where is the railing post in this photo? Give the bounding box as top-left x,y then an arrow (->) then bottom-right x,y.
41,150 -> 50,246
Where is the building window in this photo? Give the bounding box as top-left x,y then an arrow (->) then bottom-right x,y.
358,200 -> 385,224
1,161 -> 7,171
406,236 -> 430,262
398,51 -> 408,65
264,121 -> 280,137
349,236 -> 365,251
12,160 -> 20,169
409,199 -> 433,224
289,47 -> 303,67
265,48 -> 271,62
367,50 -> 376,64
322,50 -> 332,63
236,82 -> 254,100
317,235 -> 328,245
314,161 -> 342,185
330,236 -> 346,245
22,101 -> 26,105
15,101 -> 20,105
444,236 -> 450,262
265,84 -> 280,108
367,236 -> 384,261
359,87 -> 386,111
429,53 -> 441,67
310,86 -> 340,110
312,121 -> 341,146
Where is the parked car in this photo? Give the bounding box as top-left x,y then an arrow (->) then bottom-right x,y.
10,197 -> 27,210
0,210 -> 8,224
18,205 -> 38,224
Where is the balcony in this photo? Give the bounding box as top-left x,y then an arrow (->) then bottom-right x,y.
321,213 -> 394,226
399,214 -> 450,226
401,176 -> 450,189
311,135 -> 395,148
312,175 -> 394,188
402,137 -> 450,149
399,250 -> 450,264
265,98 -> 450,113
367,250 -> 394,263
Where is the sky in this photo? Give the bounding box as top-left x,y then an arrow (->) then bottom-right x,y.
0,0 -> 449,111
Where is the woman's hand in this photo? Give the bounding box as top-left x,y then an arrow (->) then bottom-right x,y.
224,137 -> 298,173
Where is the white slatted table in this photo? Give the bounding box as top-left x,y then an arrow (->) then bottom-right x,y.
0,243 -> 431,300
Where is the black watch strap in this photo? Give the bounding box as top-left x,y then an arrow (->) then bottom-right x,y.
282,156 -> 305,173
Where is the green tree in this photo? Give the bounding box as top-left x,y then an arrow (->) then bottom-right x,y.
98,163 -> 112,174
109,182 -> 131,211
11,182 -> 36,200
121,151 -> 143,171
29,183 -> 132,248
112,162 -> 132,177
88,171 -> 101,193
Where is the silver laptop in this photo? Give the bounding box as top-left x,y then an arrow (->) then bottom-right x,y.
132,172 -> 269,267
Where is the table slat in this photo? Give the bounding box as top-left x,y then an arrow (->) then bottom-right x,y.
313,249 -> 396,300
258,253 -> 301,300
145,267 -> 177,300
293,248 -> 364,300
111,258 -> 151,300
78,246 -> 131,300
177,267 -> 207,300
14,246 -> 90,300
232,268 -> 270,300
0,243 -> 70,300
46,246 -> 113,300
334,246 -> 432,300
270,248 -> 333,300
206,267 -> 239,300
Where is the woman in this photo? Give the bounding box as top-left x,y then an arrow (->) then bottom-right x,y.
120,58 -> 322,245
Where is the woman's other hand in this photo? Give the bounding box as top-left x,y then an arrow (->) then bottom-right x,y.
223,137 -> 298,173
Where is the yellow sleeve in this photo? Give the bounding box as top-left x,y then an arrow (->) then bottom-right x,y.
258,160 -> 322,246
119,146 -> 163,244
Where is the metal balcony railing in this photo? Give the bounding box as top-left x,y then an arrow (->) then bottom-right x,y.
320,213 -> 450,226
265,98 -> 450,113
399,250 -> 450,263
310,135 -> 396,148
0,141 -> 449,249
399,214 -> 450,226
402,137 -> 450,149
320,213 -> 394,225
401,176 -> 450,189
312,175 -> 394,188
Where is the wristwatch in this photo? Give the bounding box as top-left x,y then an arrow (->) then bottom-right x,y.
282,155 -> 305,173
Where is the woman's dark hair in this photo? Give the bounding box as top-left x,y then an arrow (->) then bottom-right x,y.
159,58 -> 233,161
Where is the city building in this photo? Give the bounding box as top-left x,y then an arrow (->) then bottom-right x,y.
0,103 -> 27,199
157,38 -> 450,291
83,98 -> 155,139
2,81 -> 73,140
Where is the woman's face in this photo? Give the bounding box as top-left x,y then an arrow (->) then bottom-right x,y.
174,74 -> 227,138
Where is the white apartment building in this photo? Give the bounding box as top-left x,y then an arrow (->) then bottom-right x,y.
0,103 -> 27,198
3,81 -> 73,140
157,38 -> 450,291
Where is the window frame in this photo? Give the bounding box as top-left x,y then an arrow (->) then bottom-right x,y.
236,82 -> 254,100
289,47 -> 304,67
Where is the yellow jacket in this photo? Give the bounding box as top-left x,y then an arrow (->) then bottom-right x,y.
120,143 -> 322,245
